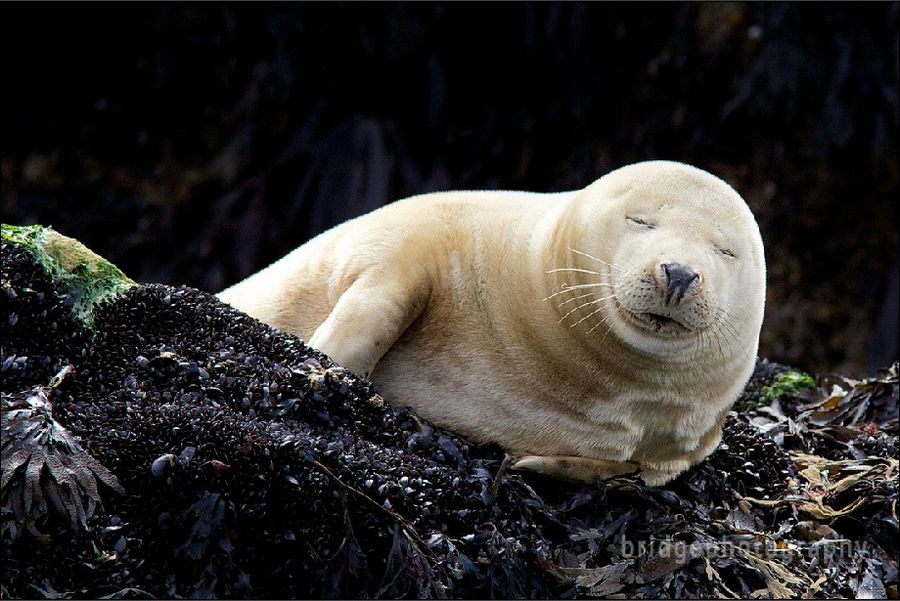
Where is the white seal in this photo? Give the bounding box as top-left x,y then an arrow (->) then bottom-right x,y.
219,161 -> 766,485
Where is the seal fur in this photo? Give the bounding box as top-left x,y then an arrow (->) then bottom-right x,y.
218,161 -> 766,485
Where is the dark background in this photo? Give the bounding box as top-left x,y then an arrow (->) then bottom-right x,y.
2,2 -> 897,378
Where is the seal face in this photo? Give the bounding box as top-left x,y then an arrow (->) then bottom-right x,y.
579,164 -> 763,364
218,161 -> 766,485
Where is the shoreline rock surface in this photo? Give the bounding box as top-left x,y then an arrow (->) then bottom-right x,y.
2,225 -> 897,599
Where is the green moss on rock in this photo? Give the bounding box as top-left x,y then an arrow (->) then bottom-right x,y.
761,370 -> 816,402
734,360 -> 817,412
2,224 -> 134,325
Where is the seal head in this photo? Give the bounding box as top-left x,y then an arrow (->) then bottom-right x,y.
554,161 -> 765,364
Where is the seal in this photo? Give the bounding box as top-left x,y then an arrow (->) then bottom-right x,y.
218,161 -> 766,485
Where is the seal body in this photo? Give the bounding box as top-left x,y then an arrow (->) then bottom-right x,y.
218,161 -> 766,485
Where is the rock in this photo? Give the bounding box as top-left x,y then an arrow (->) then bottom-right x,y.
1,229 -> 896,599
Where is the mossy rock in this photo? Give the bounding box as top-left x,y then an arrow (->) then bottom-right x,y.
1,224 -> 134,325
761,370 -> 815,402
734,359 -> 816,411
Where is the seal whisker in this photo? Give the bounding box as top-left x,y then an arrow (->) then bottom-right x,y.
587,313 -> 615,334
712,328 -> 726,362
543,282 -> 614,302
558,295 -> 616,324
719,320 -> 741,347
545,268 -> 602,276
596,309 -> 620,342
698,329 -> 718,361
704,329 -> 717,358
569,304 -> 608,328
715,312 -> 752,361
704,307 -> 751,362
567,247 -> 625,271
557,290 -> 607,308
713,307 -> 742,343
720,329 -> 736,362
694,330 -> 707,358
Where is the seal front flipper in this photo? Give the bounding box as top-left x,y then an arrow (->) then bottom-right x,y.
511,455 -> 641,483
308,270 -> 430,376
635,410 -> 729,486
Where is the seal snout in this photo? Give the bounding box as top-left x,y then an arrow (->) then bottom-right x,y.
660,262 -> 699,305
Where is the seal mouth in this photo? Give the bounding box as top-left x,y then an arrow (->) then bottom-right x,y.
633,311 -> 691,332
614,299 -> 693,335
639,312 -> 682,328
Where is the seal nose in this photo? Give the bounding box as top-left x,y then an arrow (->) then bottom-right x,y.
662,262 -> 699,305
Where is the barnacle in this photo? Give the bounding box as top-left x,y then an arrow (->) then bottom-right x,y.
1,377 -> 124,541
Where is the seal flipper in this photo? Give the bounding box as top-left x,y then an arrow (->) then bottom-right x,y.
308,271 -> 431,377
511,455 -> 641,483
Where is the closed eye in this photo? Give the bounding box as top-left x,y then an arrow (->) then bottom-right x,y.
626,216 -> 657,229
716,247 -> 736,258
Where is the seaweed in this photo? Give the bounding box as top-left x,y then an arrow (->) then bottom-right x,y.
1,368 -> 125,541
